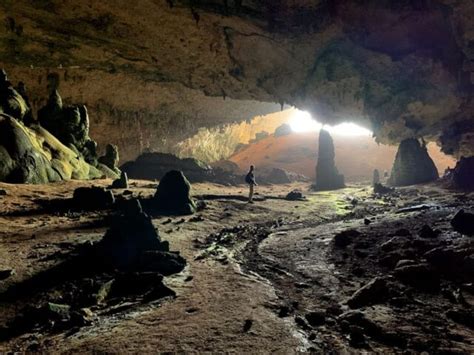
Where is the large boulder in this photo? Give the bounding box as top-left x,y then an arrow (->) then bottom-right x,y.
388,138 -> 439,186
122,152 -> 213,183
313,129 -> 345,191
274,123 -> 293,137
449,156 -> 474,191
0,114 -> 102,183
153,170 -> 196,215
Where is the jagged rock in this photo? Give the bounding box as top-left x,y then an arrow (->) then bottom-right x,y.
305,310 -> 326,327
72,187 -> 115,210
274,123 -> 292,137
0,114 -> 102,183
448,157 -> 474,190
38,89 -> 97,162
394,263 -> 440,291
372,169 -> 380,186
334,229 -> 361,248
418,225 -> 441,239
122,152 -> 213,183
153,170 -> 196,215
373,183 -> 393,194
97,199 -> 175,271
313,129 -> 345,191
346,277 -> 389,309
98,144 -> 120,174
0,69 -> 29,122
138,251 -> 187,276
388,138 -> 439,186
424,246 -> 474,279
285,190 -> 305,201
451,209 -> 474,236
111,171 -> 129,189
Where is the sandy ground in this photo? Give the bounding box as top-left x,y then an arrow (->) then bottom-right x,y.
0,179 -> 472,353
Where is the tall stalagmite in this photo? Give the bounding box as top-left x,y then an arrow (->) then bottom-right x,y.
313,129 -> 345,191
389,138 -> 439,186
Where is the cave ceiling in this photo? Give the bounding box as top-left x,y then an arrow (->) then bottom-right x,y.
0,0 -> 473,158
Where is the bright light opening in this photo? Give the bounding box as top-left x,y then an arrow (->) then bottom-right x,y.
288,109 -> 372,136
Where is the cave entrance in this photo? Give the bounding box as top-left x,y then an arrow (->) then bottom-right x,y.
225,108 -> 456,184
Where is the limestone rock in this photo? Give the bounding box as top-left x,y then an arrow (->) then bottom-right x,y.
449,156 -> 474,191
98,144 -> 120,174
388,138 -> 439,186
451,209 -> 474,236
346,277 -> 389,309
38,90 -> 96,161
0,69 -> 29,122
153,170 -> 196,215
285,190 -> 305,201
122,152 -> 212,183
372,169 -> 380,186
111,171 -> 129,189
313,129 -> 345,191
72,187 -> 115,210
0,114 -> 102,183
274,123 -> 292,137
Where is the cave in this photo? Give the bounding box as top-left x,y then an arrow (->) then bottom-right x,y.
0,1 -> 473,353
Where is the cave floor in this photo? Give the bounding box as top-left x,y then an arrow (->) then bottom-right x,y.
0,180 -> 473,353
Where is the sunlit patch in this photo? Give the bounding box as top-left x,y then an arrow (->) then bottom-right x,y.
288,109 -> 372,136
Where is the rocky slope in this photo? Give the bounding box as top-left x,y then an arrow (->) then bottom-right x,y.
0,1 -> 473,159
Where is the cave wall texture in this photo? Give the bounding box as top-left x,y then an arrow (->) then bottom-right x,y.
0,0 -> 473,162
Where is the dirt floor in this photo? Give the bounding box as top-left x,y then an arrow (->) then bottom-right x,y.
0,179 -> 472,353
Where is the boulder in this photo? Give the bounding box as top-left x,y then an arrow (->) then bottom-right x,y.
153,170 -> 196,215
285,190 -> 305,201
346,277 -> 389,309
388,138 -> 439,186
418,225 -> 441,239
98,143 -> 120,174
373,183 -> 394,194
210,160 -> 240,174
448,156 -> 474,190
72,187 -> 115,210
274,123 -> 292,137
98,199 -> 175,271
313,129 -> 345,191
394,263 -> 440,291
451,209 -> 474,236
111,171 -> 129,189
334,229 -> 361,248
121,152 -> 213,183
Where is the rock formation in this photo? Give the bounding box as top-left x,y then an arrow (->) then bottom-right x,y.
152,170 -> 196,215
449,156 -> 474,191
38,89 -> 97,163
372,169 -> 380,186
313,129 -> 345,191
0,114 -> 102,184
98,144 -> 120,175
0,69 -> 30,123
122,153 -> 213,183
274,124 -> 293,137
388,138 -> 439,186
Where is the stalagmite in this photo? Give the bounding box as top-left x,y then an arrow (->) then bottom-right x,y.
313,129 -> 345,191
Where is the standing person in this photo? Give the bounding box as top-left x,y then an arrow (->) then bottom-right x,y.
245,165 -> 257,203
